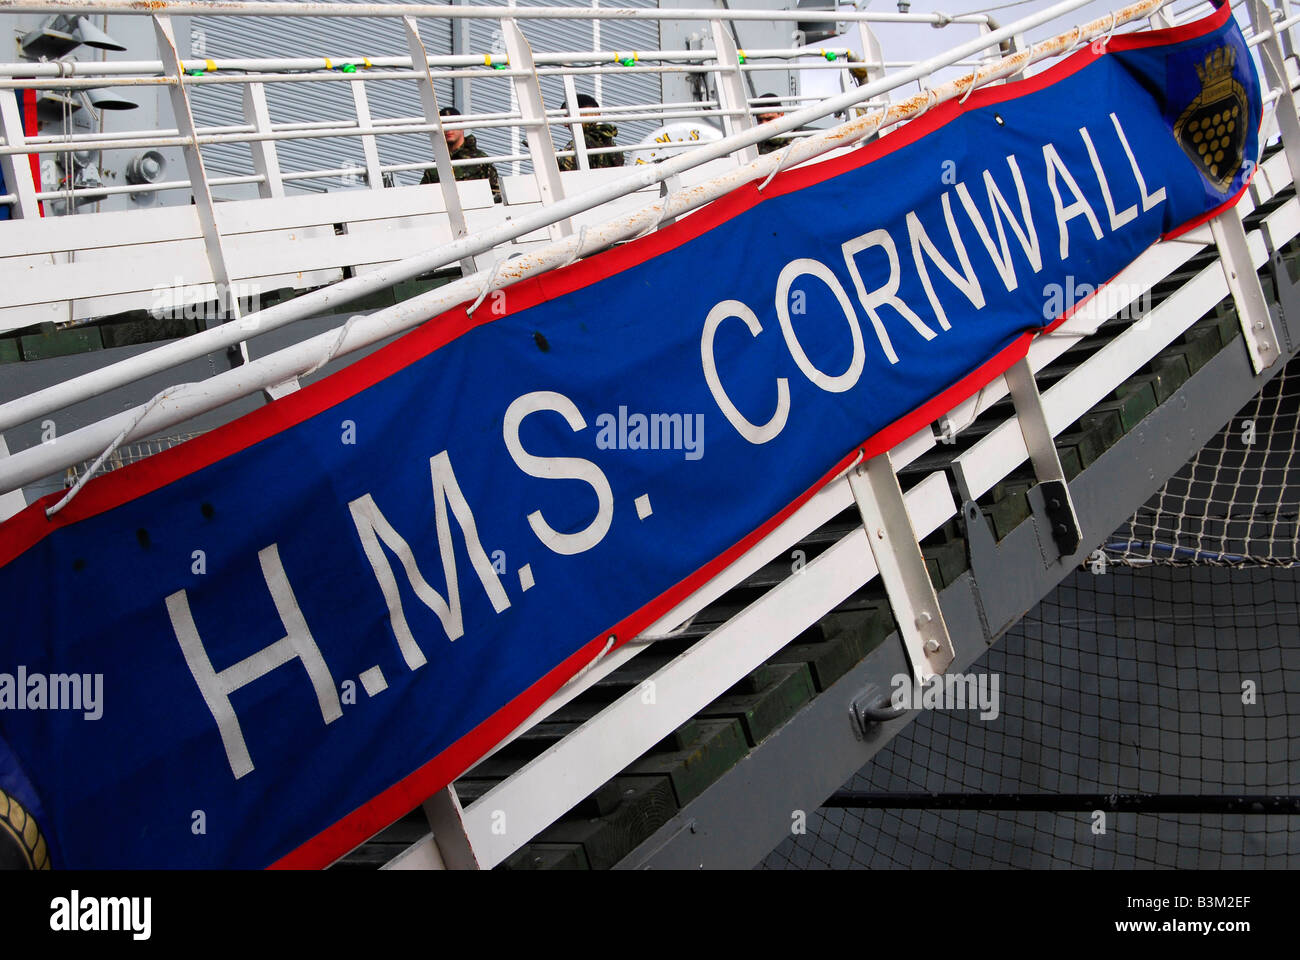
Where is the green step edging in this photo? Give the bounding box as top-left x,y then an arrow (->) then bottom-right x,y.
624,718 -> 749,809
523,776 -> 678,870
699,662 -> 815,747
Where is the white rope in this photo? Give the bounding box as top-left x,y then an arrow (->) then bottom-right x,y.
631,196 -> 676,241
559,223 -> 589,268
958,71 -> 979,104
633,612 -> 700,643
560,634 -> 617,689
1092,11 -> 1120,51
45,383 -> 190,519
301,312 -> 364,378
757,139 -> 798,191
465,256 -> 506,316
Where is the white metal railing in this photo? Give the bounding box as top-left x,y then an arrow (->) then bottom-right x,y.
0,3 -> 996,209
0,0 -> 1157,494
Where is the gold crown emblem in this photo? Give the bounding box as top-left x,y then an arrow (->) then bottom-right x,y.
1195,46 -> 1237,100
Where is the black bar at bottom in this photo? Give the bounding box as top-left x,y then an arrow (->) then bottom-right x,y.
824,792 -> 1300,814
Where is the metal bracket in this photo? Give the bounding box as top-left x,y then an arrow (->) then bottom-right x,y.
847,451 -> 955,682
0,435 -> 27,523
849,679 -> 908,739
1003,357 -> 1082,560
404,16 -> 477,274
1211,205 -> 1282,373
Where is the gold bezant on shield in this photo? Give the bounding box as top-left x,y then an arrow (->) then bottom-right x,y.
1174,46 -> 1249,192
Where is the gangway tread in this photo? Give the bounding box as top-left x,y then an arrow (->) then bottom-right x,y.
333,216 -> 1300,869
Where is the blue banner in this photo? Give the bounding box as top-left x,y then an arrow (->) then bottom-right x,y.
0,4 -> 1261,868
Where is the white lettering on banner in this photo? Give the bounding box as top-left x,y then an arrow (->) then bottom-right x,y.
504,391 -> 616,554
349,453 -> 511,666
702,115 -> 1169,441
701,299 -> 792,444
161,112 -> 1175,786
954,155 -> 1043,293
1080,126 -> 1138,231
907,192 -> 986,329
1111,112 -> 1167,212
167,543 -> 342,780
841,228 -> 936,365
776,258 -> 866,393
1044,142 -> 1104,260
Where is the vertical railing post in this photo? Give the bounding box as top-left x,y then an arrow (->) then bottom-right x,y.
349,78 -> 385,189
502,17 -> 572,240
708,18 -> 758,165
559,74 -> 590,171
404,15 -> 477,274
154,15 -> 246,350
0,436 -> 27,523
0,90 -> 40,220
1272,0 -> 1297,58
450,0 -> 473,111
1251,0 -> 1300,189
242,81 -> 285,199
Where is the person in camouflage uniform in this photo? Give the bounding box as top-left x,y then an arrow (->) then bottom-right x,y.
421,106 -> 502,203
558,94 -> 625,171
754,92 -> 793,156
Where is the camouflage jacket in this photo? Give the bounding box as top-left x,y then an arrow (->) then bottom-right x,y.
421,134 -> 502,202
558,123 -> 625,171
758,136 -> 793,156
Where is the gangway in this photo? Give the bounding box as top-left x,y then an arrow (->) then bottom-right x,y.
0,0 -> 1295,871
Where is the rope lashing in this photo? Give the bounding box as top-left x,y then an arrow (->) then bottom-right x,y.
46,383 -> 191,519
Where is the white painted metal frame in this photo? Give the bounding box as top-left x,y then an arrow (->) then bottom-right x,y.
848,453 -> 955,682
500,17 -> 572,241
404,15 -> 476,275
6,0 -> 1296,871
153,13 -> 243,332
1212,204 -> 1282,373
708,18 -> 759,165
241,81 -> 285,200
0,89 -> 37,219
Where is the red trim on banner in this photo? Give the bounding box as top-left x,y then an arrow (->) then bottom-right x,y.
0,4 -> 1248,869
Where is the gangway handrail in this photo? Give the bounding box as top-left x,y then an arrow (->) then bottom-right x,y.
0,1 -> 996,26
0,0 -> 1156,488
